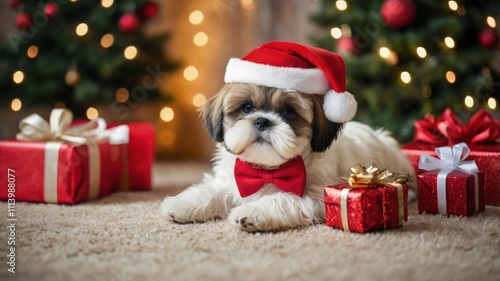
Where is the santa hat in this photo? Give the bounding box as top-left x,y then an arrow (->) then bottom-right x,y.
224,41 -> 357,123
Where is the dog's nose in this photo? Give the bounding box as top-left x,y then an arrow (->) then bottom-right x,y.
254,118 -> 271,131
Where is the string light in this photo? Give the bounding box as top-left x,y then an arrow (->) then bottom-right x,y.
189,11 -> 204,25
446,71 -> 456,83
115,88 -> 129,103
416,47 -> 427,58
330,27 -> 342,39
27,45 -> 38,58
448,1 -> 458,11
464,95 -> 474,108
336,0 -> 347,11
400,71 -> 411,84
86,107 -> 99,119
11,98 -> 22,111
160,107 -> 174,122
101,0 -> 113,8
486,16 -> 496,28
444,37 -> 455,48
379,47 -> 398,64
124,46 -> 138,60
241,0 -> 254,10
100,34 -> 114,48
183,66 -> 198,81
488,97 -> 497,110
193,32 -> 208,46
75,23 -> 88,36
13,70 -> 24,84
379,47 -> 391,58
193,93 -> 207,107
65,69 -> 80,86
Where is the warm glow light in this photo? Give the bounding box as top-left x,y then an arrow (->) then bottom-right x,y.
65,70 -> 79,86
70,0 -> 77,2
448,1 -> 458,11
330,27 -> 342,39
464,96 -> 474,108
124,46 -> 138,60
11,98 -> 22,111
160,107 -> 174,122
379,47 -> 391,58
488,97 -> 497,110
193,93 -> 207,107
336,0 -> 347,11
446,71 -> 456,83
241,0 -> 254,9
444,37 -> 455,48
416,47 -> 427,58
193,32 -> 208,46
86,107 -> 99,120
183,66 -> 199,81
487,16 -> 496,28
115,88 -> 129,103
189,10 -> 204,25
27,45 -> 38,58
13,70 -> 24,84
400,71 -> 411,84
101,0 -> 113,8
100,34 -> 114,48
75,23 -> 88,36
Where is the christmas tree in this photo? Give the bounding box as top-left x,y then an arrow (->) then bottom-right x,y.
311,0 -> 500,142
0,0 -> 177,117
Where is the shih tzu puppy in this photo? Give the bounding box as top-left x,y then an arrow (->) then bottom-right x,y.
160,41 -> 415,232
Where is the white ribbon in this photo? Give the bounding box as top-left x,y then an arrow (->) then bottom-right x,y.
418,142 -> 480,214
16,109 -> 105,203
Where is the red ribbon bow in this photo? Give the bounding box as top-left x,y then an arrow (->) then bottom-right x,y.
234,156 -> 306,198
414,108 -> 500,146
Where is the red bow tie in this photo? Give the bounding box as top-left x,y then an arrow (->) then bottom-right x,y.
234,156 -> 306,198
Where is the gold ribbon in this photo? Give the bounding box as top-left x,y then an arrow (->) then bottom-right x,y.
16,109 -> 105,203
340,163 -> 413,232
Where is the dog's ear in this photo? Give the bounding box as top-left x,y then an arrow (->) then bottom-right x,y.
200,87 -> 226,142
310,95 -> 345,153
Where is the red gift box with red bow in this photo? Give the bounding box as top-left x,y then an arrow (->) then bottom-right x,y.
402,109 -> 500,206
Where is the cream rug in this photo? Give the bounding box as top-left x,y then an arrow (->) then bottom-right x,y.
1,162 -> 499,281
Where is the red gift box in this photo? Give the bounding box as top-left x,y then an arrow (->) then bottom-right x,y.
325,183 -> 409,233
107,122 -> 155,191
402,108 -> 500,206
0,140 -> 112,204
418,170 -> 485,216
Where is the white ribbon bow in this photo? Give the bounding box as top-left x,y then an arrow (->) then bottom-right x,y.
16,108 -> 106,144
418,142 -> 480,214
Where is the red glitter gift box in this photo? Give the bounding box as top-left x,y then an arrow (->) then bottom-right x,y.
402,108 -> 500,206
324,164 -> 411,233
418,170 -> 485,216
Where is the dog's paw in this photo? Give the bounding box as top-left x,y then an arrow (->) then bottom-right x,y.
160,197 -> 197,224
228,205 -> 273,232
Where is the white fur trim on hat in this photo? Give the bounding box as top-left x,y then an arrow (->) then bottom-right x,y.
323,90 -> 357,123
224,58 -> 331,94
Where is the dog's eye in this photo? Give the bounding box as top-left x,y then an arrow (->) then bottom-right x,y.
241,103 -> 254,114
282,106 -> 297,120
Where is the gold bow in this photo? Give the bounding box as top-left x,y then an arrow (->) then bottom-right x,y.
16,108 -> 105,144
344,163 -> 413,188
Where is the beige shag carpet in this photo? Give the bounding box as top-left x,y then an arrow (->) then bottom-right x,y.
1,162 -> 499,281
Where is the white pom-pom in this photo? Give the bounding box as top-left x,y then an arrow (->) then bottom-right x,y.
323,90 -> 357,123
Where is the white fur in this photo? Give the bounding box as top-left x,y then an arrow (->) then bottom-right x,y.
323,90 -> 357,123
224,58 -> 331,95
160,121 -> 415,232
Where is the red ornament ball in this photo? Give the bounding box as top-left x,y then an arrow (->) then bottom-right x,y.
381,0 -> 416,29
479,28 -> 499,49
44,3 -> 58,18
16,13 -> 32,30
139,1 -> 158,19
336,37 -> 362,55
9,0 -> 22,9
118,13 -> 141,33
